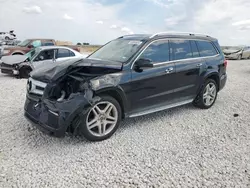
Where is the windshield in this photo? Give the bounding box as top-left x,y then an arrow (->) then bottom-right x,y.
25,48 -> 41,61
17,40 -> 31,47
88,39 -> 143,63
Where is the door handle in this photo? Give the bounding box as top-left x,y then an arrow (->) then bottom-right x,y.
165,67 -> 174,74
196,63 -> 202,67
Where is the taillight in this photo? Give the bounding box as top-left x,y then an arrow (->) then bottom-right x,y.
224,59 -> 228,68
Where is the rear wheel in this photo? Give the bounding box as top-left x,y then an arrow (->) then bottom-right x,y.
76,95 -> 122,141
193,79 -> 218,109
5,36 -> 10,40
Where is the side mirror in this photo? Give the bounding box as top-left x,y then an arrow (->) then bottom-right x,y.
135,58 -> 153,68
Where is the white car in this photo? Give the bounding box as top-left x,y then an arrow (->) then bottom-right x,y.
0,32 -> 16,41
0,46 -> 88,78
223,46 -> 250,60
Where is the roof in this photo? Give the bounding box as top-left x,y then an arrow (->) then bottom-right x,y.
37,46 -> 75,50
119,32 -> 217,41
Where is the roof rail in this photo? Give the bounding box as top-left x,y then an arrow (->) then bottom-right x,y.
150,32 -> 211,38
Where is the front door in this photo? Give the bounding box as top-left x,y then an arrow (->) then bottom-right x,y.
31,49 -> 55,69
128,39 -> 177,113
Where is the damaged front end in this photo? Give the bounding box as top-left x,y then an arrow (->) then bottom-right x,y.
24,60 -> 122,137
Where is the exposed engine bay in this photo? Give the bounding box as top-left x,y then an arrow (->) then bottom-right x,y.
46,66 -> 122,102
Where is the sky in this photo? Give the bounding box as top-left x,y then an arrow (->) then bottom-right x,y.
0,0 -> 250,45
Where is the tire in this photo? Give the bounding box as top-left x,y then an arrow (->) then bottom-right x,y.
237,54 -> 242,60
19,68 -> 31,78
5,36 -> 10,40
76,95 -> 122,141
193,79 -> 218,109
12,53 -> 23,55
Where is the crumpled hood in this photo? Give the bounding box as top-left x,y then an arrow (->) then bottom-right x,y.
1,55 -> 28,65
223,49 -> 242,54
30,57 -> 123,82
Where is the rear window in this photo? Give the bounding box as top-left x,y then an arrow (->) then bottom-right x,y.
196,41 -> 218,57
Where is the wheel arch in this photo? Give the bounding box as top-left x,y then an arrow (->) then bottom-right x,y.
197,71 -> 220,95
95,87 -> 128,119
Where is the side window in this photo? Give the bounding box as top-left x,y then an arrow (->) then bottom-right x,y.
139,40 -> 169,63
190,41 -> 200,58
35,49 -> 54,61
169,40 -> 193,61
57,49 -> 71,58
70,51 -> 75,57
42,41 -> 55,46
32,40 -> 41,47
196,41 -> 218,57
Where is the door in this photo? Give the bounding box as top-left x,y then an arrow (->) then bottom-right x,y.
242,47 -> 250,59
169,39 -> 203,99
31,49 -> 55,69
55,48 -> 75,62
129,40 -> 177,112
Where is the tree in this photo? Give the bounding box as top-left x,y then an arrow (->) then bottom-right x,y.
76,42 -> 82,45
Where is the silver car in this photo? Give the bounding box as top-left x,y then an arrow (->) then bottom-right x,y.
0,46 -> 88,78
223,46 -> 250,60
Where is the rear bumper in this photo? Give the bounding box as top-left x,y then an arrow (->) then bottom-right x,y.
219,73 -> 227,91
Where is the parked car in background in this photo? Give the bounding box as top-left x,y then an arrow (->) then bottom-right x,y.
0,39 -> 56,56
0,31 -> 16,41
223,46 -> 250,60
0,46 -> 88,78
24,32 -> 227,141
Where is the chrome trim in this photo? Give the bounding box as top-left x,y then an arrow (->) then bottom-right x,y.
150,32 -> 211,39
49,110 -> 59,116
129,99 -> 193,118
131,38 -> 220,69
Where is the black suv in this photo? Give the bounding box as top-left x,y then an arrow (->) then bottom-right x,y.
24,32 -> 227,141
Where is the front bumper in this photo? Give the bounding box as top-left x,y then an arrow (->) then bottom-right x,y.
0,63 -> 19,75
224,54 -> 240,60
24,93 -> 91,137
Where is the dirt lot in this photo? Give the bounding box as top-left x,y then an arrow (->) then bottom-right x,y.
0,60 -> 250,187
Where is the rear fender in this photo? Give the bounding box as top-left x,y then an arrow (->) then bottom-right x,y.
196,71 -> 220,95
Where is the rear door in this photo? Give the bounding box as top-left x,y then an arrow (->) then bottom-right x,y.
169,39 -> 204,99
129,39 -> 177,112
55,48 -> 75,62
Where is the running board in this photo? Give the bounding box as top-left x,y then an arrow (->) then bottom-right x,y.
129,99 -> 193,118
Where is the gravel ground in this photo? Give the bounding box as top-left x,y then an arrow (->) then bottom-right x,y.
0,60 -> 250,187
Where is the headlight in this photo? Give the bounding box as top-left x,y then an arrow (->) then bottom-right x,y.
3,50 -> 10,54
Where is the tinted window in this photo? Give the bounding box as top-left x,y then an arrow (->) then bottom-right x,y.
140,40 -> 169,63
57,49 -> 71,58
190,41 -> 200,58
169,40 -> 192,60
197,41 -> 218,57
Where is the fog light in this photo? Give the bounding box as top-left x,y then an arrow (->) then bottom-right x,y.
13,70 -> 19,75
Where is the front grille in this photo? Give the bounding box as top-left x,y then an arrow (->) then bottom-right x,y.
27,77 -> 47,97
1,62 -> 14,69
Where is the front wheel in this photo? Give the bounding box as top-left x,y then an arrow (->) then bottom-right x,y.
193,79 -> 218,109
77,95 -> 122,141
237,54 -> 242,60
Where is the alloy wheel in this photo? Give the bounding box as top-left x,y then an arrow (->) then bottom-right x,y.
86,101 -> 118,137
203,83 -> 217,106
